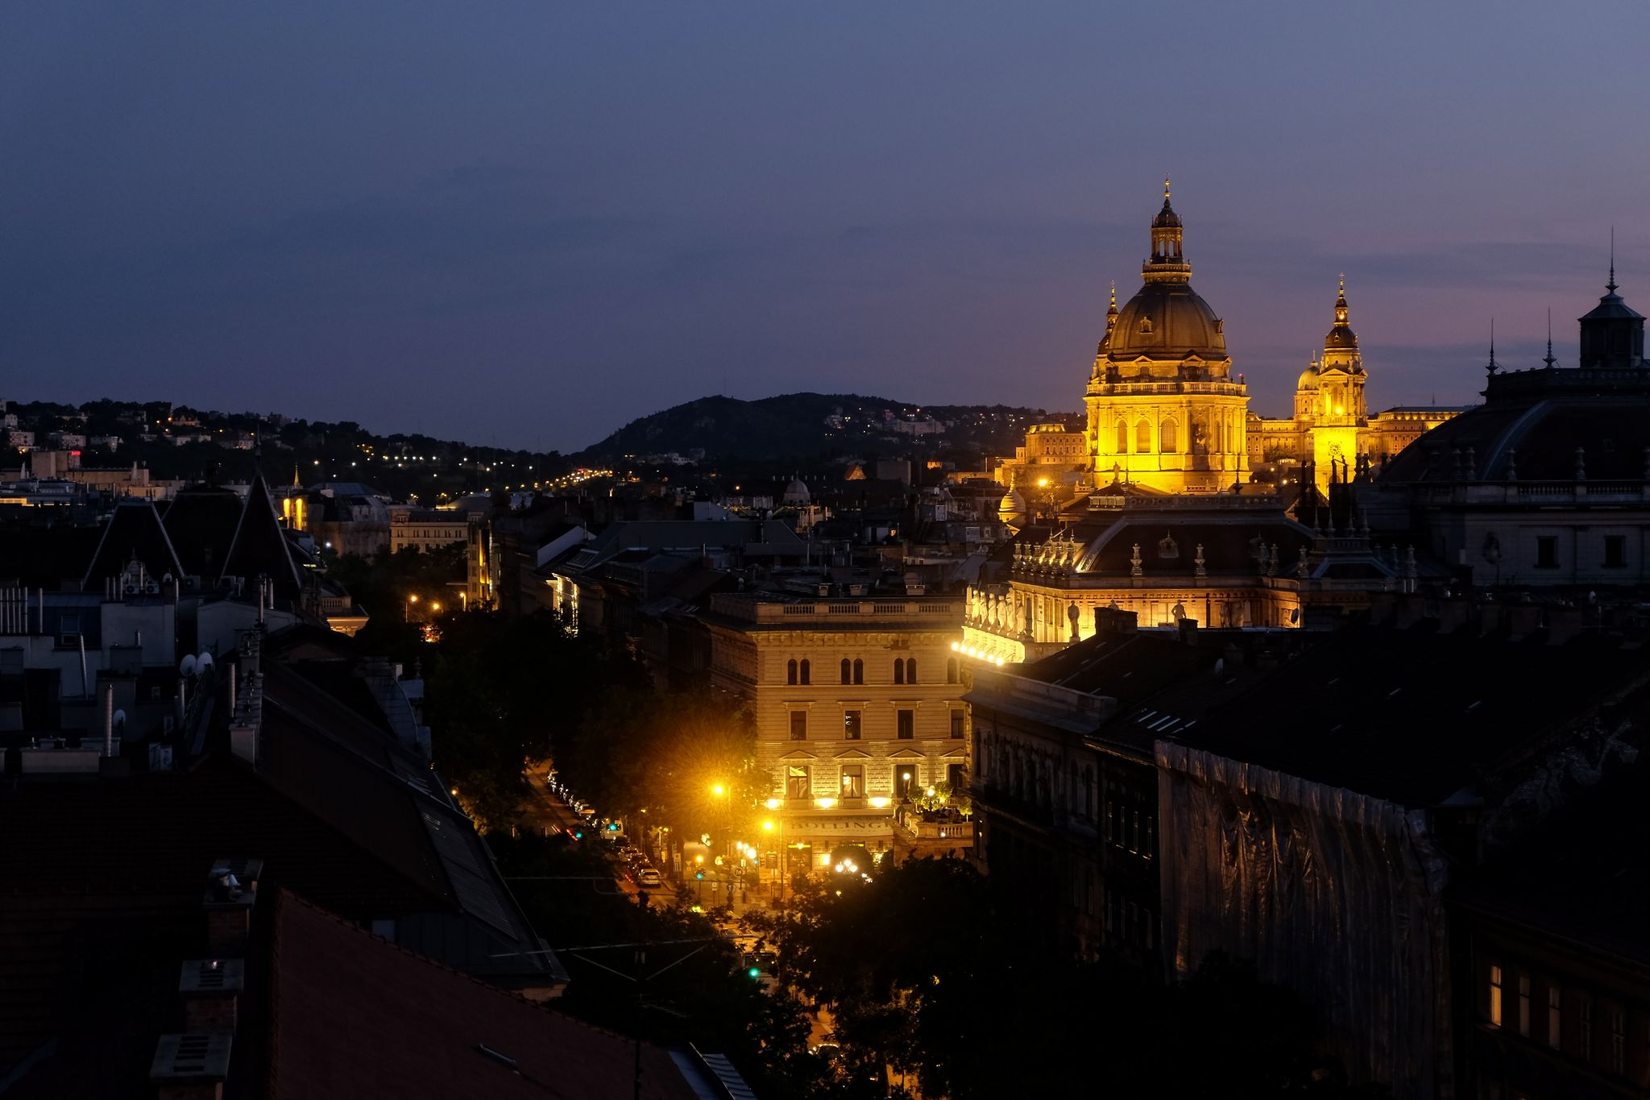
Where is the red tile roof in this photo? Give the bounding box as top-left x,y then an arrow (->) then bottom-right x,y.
270,892 -> 701,1100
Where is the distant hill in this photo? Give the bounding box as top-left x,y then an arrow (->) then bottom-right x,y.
575,393 -> 1077,464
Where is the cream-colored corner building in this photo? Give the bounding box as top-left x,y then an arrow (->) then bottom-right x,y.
704,591 -> 970,884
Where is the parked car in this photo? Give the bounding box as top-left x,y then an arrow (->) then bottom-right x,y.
636,867 -> 662,888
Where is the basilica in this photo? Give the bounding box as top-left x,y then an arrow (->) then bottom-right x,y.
992,183 -> 1456,505
962,185 -> 1650,664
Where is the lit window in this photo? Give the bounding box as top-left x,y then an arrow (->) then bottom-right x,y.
789,711 -> 807,741
843,710 -> 862,741
950,711 -> 965,739
1489,965 -> 1503,1028
787,765 -> 810,800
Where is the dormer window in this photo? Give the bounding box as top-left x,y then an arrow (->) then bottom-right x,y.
1138,317 -> 1153,335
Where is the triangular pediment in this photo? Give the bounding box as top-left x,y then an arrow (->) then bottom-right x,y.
779,749 -> 819,761
940,746 -> 968,758
833,749 -> 872,760
888,747 -> 925,759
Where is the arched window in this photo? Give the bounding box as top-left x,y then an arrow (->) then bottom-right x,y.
905,657 -> 917,683
853,658 -> 864,685
1136,420 -> 1152,453
894,659 -> 905,685
799,659 -> 811,685
946,657 -> 960,684
1160,417 -> 1179,453
841,658 -> 852,684
1116,420 -> 1128,454
786,659 -> 798,685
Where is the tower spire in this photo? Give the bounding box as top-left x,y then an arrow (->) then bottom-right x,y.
1486,318 -> 1499,376
1609,226 -> 1618,294
1164,175 -> 1171,203
1543,308 -> 1557,369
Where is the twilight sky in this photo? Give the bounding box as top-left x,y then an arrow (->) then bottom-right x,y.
4,2 -> 1649,452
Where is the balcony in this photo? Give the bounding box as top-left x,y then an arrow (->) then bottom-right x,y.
894,806 -> 974,843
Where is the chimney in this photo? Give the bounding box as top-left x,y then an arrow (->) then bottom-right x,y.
203,859 -> 262,956
149,1033 -> 231,1100
1092,606 -> 1138,639
179,959 -> 244,1033
103,681 -> 115,757
228,672 -> 262,765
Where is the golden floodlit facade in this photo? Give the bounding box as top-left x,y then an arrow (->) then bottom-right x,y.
1083,181 -> 1249,494
993,184 -> 1459,502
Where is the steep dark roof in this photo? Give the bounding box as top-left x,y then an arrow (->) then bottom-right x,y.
81,501 -> 184,589
222,475 -> 303,600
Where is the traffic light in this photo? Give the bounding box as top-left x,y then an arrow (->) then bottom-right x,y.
695,870 -> 705,880
573,829 -> 584,840
746,966 -> 761,980
606,822 -> 620,832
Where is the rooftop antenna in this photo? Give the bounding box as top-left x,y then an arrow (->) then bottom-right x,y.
1543,308 -> 1557,369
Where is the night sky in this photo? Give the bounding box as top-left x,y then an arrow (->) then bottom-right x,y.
4,2 -> 1648,451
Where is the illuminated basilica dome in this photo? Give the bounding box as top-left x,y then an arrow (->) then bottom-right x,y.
1083,182 -> 1249,494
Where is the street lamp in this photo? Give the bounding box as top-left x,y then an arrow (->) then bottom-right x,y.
405,593 -> 419,623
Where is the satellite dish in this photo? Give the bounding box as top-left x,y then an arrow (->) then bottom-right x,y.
179,655 -> 197,677
196,652 -> 215,672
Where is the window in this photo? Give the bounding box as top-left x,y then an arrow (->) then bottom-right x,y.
841,658 -> 852,684
1161,417 -> 1179,453
799,659 -> 811,685
1580,994 -> 1593,1060
1488,965 -> 1503,1028
839,765 -> 864,799
1535,536 -> 1558,569
843,710 -> 862,740
950,711 -> 965,739
1115,421 -> 1128,454
789,711 -> 807,741
894,767 -> 915,800
905,657 -> 917,683
1604,534 -> 1627,568
946,657 -> 960,684
852,659 -> 863,685
893,659 -> 905,685
786,765 -> 811,800
947,763 -> 966,788
897,709 -> 914,740
1548,986 -> 1561,1049
1609,1006 -> 1625,1074
1518,974 -> 1531,1037
1136,420 -> 1152,453
786,659 -> 798,685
